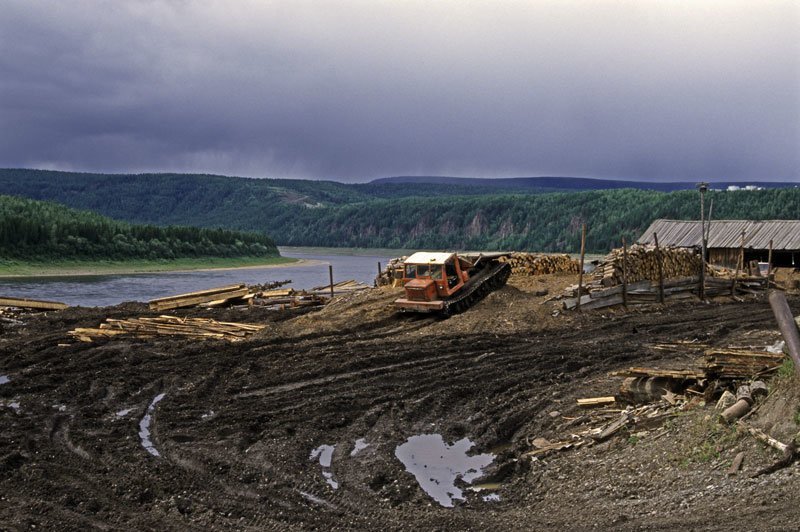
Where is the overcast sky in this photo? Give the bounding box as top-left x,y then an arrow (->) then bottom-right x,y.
0,1 -> 798,182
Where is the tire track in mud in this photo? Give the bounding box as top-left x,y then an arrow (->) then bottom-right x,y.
0,297 -> 792,530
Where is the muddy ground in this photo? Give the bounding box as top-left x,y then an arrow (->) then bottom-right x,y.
2,275 -> 800,531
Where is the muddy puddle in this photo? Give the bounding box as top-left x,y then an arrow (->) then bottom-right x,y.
0,375 -> 9,385
309,444 -> 338,489
351,438 -> 369,456
138,393 -> 166,457
115,408 -> 133,418
394,434 -> 495,507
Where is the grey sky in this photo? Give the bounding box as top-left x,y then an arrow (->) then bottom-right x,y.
1,0 -> 798,182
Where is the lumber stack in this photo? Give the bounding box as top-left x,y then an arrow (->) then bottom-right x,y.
0,296 -> 69,311
310,279 -> 371,295
148,284 -> 250,311
589,244 -> 701,288
498,253 -> 580,276
69,316 -> 265,342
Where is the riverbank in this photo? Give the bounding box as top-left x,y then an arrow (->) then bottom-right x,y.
0,256 -> 300,278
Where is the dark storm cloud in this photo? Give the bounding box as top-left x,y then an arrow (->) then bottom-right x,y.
0,0 -> 798,181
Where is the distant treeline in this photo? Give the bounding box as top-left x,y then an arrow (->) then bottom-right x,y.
0,195 -> 278,261
0,169 -> 798,253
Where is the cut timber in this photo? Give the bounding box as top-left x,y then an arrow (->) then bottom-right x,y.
611,367 -> 705,379
148,284 -> 248,311
0,297 -> 68,311
69,316 -> 265,342
738,422 -> 790,454
577,397 -> 616,407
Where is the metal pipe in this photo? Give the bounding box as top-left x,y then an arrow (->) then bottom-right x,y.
768,290 -> 800,375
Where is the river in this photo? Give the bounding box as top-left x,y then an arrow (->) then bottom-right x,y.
0,247 -> 407,308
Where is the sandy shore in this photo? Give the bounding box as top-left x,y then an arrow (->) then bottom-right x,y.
0,257 -> 316,278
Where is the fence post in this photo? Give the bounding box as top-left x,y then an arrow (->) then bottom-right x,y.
329,264 -> 334,298
732,230 -> 745,296
622,236 -> 628,309
653,232 -> 665,304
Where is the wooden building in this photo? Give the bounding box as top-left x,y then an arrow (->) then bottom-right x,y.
638,219 -> 800,269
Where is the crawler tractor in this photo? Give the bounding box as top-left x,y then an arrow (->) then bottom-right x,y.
394,252 -> 511,315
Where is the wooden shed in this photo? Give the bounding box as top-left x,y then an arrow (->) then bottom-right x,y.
638,219 -> 800,269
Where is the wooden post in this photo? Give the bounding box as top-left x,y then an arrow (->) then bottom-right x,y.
767,239 -> 773,279
576,224 -> 587,312
622,236 -> 628,309
378,261 -> 382,277
732,230 -> 745,296
653,232 -> 665,304
329,264 -> 334,298
768,290 -> 800,375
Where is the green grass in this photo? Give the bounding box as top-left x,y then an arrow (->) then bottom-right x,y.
0,256 -> 297,277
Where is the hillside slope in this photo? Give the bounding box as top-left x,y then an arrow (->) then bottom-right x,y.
0,169 -> 798,253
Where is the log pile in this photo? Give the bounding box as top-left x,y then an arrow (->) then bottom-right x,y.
376,257 -> 408,287
69,316 -> 265,342
498,253 -> 580,276
589,244 -> 701,288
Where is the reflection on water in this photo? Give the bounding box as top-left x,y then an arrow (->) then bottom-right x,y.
0,247 -> 403,307
394,434 -> 495,507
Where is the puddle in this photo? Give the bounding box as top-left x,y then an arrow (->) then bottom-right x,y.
395,434 -> 495,508
299,491 -> 336,509
309,444 -> 338,489
116,408 -> 134,418
7,401 -> 21,413
52,404 -> 67,412
482,493 -> 501,502
0,375 -> 9,385
767,340 -> 786,354
351,438 -> 369,456
201,410 -> 215,419
139,393 -> 166,457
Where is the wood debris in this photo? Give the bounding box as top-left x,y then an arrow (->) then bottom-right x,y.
577,396 -> 616,407
0,296 -> 69,311
310,279 -> 371,295
69,316 -> 265,342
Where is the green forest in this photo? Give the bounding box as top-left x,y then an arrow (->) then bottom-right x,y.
0,169 -> 798,254
0,195 -> 279,261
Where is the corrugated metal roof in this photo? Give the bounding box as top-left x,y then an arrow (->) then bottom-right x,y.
638,219 -> 800,250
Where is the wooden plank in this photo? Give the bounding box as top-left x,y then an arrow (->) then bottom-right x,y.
577,396 -> 616,407
149,287 -> 249,310
0,297 -> 68,311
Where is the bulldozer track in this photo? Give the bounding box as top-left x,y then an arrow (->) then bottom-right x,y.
443,261 -> 511,315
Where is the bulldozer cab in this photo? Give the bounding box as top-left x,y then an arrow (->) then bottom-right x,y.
401,252 -> 468,299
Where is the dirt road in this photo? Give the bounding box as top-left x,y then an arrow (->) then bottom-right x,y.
2,280 -> 799,530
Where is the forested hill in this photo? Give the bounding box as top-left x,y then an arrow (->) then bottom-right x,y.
0,169 -> 798,253
0,195 -> 278,261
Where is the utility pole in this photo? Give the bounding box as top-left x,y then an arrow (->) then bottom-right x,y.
698,182 -> 709,300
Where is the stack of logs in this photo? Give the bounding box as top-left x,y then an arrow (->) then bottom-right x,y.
498,253 -> 580,276
69,316 -> 266,342
589,245 -> 701,289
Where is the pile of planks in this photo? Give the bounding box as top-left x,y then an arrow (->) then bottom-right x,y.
149,284 -> 251,311
703,348 -> 786,378
251,288 -> 326,310
499,253 -> 580,276
310,279 -> 371,296
589,244 -> 701,288
0,296 -> 69,311
69,316 -> 265,342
